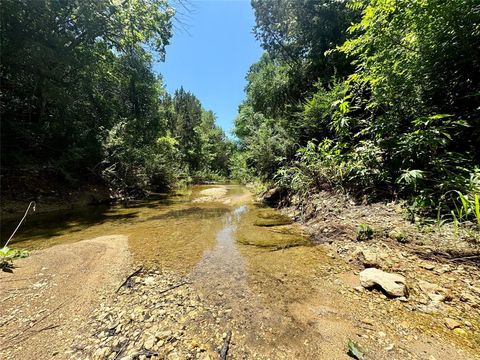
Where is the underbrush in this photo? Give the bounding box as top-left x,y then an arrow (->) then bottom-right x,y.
272,139 -> 480,228
0,247 -> 29,271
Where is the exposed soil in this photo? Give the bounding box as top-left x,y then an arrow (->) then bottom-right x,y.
0,235 -> 130,360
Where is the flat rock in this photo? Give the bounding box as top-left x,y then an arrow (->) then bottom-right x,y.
359,268 -> 407,298
359,249 -> 379,267
444,318 -> 462,330
418,280 -> 444,294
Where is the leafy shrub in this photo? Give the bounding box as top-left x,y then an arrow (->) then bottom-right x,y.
0,247 -> 29,271
356,224 -> 374,241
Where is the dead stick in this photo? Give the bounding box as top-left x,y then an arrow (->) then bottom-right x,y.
450,255 -> 480,261
1,325 -> 60,344
158,281 -> 190,296
220,330 -> 232,360
116,266 -> 143,293
34,324 -> 60,333
1,294 -> 14,302
0,276 -> 38,283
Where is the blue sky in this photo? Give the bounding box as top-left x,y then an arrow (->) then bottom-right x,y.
154,0 -> 263,136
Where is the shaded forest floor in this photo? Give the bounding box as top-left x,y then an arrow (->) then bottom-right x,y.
1,166 -> 111,220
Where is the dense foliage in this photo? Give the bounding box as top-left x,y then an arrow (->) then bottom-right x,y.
1,0 -> 232,197
234,0 -> 480,221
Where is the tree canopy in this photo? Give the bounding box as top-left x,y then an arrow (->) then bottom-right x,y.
233,0 -> 480,220
1,0 -> 232,197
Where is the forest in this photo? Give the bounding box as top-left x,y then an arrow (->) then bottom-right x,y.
1,0 -> 479,222
1,0 -> 232,200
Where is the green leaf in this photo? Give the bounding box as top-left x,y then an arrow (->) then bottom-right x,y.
347,339 -> 365,360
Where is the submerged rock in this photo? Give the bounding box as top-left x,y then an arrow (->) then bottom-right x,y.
359,268 -> 407,298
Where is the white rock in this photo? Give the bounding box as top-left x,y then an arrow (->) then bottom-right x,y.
444,318 -> 462,330
143,337 -> 157,350
144,276 -> 156,285
93,347 -> 110,360
418,280 -> 446,294
359,268 -> 407,297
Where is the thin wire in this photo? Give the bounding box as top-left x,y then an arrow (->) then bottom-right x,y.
4,201 -> 36,248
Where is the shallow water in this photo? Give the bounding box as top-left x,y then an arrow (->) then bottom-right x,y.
2,185 -> 311,270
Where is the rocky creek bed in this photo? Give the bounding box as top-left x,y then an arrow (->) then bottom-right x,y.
70,268 -> 225,360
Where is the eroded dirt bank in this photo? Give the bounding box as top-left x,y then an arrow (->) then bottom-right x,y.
0,185 -> 479,359
0,235 -> 129,359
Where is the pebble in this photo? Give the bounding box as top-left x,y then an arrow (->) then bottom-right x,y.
143,337 -> 157,350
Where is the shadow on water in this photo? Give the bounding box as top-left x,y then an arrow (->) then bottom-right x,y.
0,205 -> 140,246
147,207 -> 229,221
0,192 -> 192,247
124,194 -> 190,209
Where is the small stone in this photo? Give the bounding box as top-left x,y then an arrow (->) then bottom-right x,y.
189,339 -> 199,349
144,276 -> 156,285
360,250 -> 379,267
453,328 -> 467,336
93,347 -> 110,360
144,337 -> 157,350
419,262 -> 435,270
444,318 -> 462,330
157,330 -> 173,340
166,351 -> 182,360
428,293 -> 445,303
384,343 -> 394,351
359,268 -> 407,298
418,280 -> 443,294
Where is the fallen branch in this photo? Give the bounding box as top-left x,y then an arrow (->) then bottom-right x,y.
34,324 -> 60,333
220,330 -> 232,360
158,281 -> 190,296
1,294 -> 14,302
116,266 -> 143,293
450,255 -> 480,262
0,276 -> 38,283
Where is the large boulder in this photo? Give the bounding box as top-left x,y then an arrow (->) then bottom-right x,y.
359,268 -> 407,298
